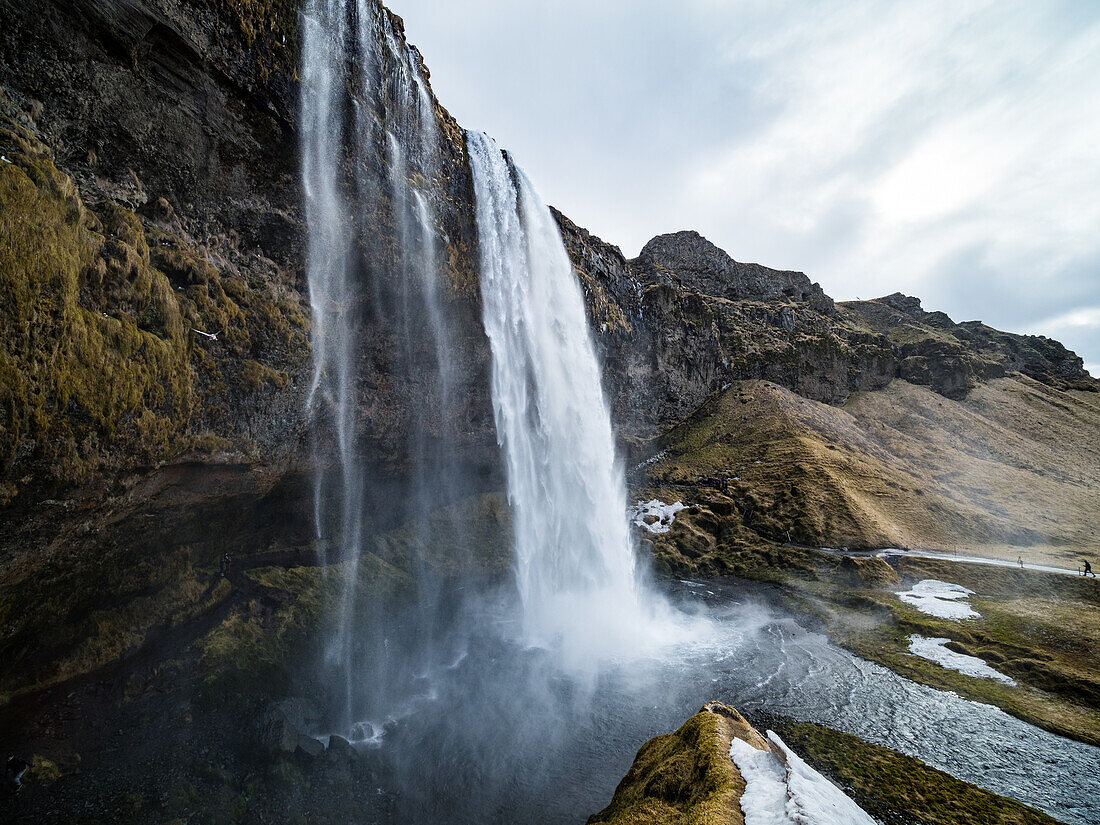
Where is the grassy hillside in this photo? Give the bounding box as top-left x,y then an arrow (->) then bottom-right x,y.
636,375 -> 1100,567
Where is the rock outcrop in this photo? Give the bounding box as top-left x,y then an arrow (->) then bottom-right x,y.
587,702 -> 756,825
557,226 -> 1095,446
590,703 -> 1063,825
637,231 -> 834,313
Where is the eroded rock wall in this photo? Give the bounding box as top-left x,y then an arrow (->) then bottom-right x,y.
557,219 -> 1095,447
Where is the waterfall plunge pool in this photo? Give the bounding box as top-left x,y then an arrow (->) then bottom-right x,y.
337,578 -> 1097,825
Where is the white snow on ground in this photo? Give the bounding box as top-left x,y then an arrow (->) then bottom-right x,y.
730,738 -> 788,825
896,579 -> 980,620
908,635 -> 1017,685
730,732 -> 875,825
629,499 -> 685,533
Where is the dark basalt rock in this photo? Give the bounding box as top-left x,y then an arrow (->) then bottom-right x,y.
555,218 -> 1096,440
637,229 -> 835,313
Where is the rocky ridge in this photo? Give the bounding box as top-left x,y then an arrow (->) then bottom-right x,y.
558,216 -> 1094,446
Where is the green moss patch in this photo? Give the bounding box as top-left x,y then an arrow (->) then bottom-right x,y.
0,111 -> 309,502
0,116 -> 192,495
588,705 -> 745,825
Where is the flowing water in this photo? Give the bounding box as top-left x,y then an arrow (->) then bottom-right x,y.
301,0 -> 468,734
466,130 -> 690,668
345,582 -> 1100,824
300,5 -> 1099,823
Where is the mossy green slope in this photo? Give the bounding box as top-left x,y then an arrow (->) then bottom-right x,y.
0,113 -> 191,499
771,719 -> 1061,825
0,105 -> 308,503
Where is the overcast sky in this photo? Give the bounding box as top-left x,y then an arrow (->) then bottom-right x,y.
393,0 -> 1100,373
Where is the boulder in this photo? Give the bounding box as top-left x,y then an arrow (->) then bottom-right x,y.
326,734 -> 357,764
295,734 -> 326,759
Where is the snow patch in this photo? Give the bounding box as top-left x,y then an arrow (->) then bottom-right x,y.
897,579 -> 979,620
629,499 -> 685,533
730,738 -> 788,825
908,635 -> 1016,685
730,732 -> 875,825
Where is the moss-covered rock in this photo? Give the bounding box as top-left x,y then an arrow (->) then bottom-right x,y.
588,702 -> 753,825
0,100 -> 310,504
591,703 -> 1061,825
0,113 -> 192,496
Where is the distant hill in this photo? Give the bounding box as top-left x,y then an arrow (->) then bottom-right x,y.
555,216 -> 1098,564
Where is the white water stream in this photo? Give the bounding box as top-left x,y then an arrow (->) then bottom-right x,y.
467,131 -> 687,667
301,0 -> 459,727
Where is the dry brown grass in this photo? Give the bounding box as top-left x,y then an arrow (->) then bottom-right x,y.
643,376 -> 1100,566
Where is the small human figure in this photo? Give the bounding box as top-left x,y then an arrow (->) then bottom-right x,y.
1085,560 -> 1095,578
1018,556 -> 1024,568
220,552 -> 233,578
6,756 -> 29,791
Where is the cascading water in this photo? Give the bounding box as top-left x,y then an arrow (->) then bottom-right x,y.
466,131 -> 676,664
300,0 -> 465,736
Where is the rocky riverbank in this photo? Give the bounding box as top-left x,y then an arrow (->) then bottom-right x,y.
588,701 -> 1060,825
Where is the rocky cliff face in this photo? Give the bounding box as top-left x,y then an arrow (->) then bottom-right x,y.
557,220 -> 1094,448
0,0 -> 501,712
0,0 -> 307,501
0,0 -> 1097,758
637,230 -> 834,312
0,0 -> 502,508
3,0 -> 1093,516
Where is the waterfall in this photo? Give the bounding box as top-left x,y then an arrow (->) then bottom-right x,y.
302,0 -> 678,743
300,0 -> 461,734
467,131 -> 660,664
